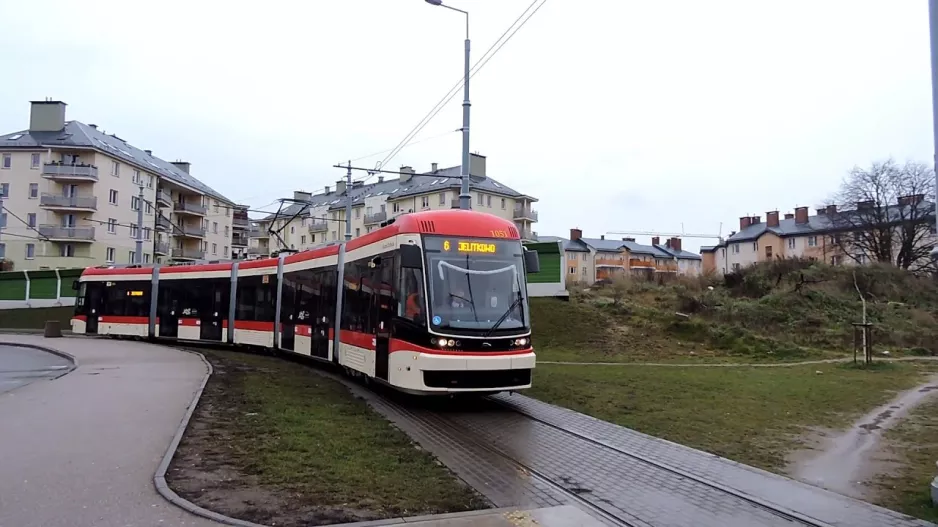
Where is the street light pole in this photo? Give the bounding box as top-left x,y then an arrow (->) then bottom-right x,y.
930,0 -> 938,258
425,0 -> 471,210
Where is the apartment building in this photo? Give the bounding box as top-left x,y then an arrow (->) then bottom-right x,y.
0,100 -> 235,270
250,153 -> 539,256
700,198 -> 937,274
542,228 -> 702,284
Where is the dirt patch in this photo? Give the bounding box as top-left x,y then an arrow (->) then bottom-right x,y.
166,350 -> 487,526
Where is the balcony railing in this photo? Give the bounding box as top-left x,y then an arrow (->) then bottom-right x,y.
41,163 -> 99,181
519,229 -> 538,241
172,248 -> 205,260
308,221 -> 329,233
154,242 -> 170,255
180,225 -> 206,238
156,216 -> 172,231
249,228 -> 266,238
364,211 -> 387,225
231,234 -> 248,247
233,217 -> 250,229
37,225 -> 95,241
513,207 -> 538,221
629,258 -> 655,268
174,201 -> 207,216
247,247 -> 268,255
39,194 -> 97,210
596,257 -> 625,267
156,190 -> 172,206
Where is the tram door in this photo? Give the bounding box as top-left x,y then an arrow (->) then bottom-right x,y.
157,282 -> 179,338
311,270 -> 331,360
86,284 -> 103,334
279,276 -> 297,352
200,280 -> 227,341
373,257 -> 394,382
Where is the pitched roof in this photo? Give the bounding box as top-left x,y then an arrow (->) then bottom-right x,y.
0,122 -> 233,204
725,202 -> 936,243
550,236 -> 701,260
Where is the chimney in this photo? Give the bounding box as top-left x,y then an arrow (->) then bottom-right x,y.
623,237 -> 635,242
826,204 -> 837,216
144,149 -> 152,156
469,152 -> 486,178
856,200 -> 874,210
325,185 -> 331,194
336,179 -> 347,194
766,210 -> 779,228
600,235 -> 605,240
652,236 -> 660,246
171,161 -> 191,174
816,208 -> 826,215
29,100 -> 67,132
794,206 -> 809,224
378,175 -> 384,183
293,190 -> 312,201
669,237 -> 682,252
570,228 -> 582,241
784,213 -> 794,220
400,165 -> 415,184
751,215 -> 761,225
740,216 -> 752,230
431,162 -> 438,173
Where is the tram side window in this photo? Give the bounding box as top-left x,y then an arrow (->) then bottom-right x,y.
341,260 -> 366,332
399,267 -> 426,326
102,281 -> 151,317
318,269 -> 336,324
236,275 -> 277,322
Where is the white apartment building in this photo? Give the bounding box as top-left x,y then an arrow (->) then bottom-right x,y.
249,153 -> 539,256
0,100 -> 235,271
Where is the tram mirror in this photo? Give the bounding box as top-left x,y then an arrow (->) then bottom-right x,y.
400,244 -> 423,269
369,256 -> 382,269
72,280 -> 80,290
524,249 -> 540,274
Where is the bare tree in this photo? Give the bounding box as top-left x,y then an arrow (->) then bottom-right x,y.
828,159 -> 936,271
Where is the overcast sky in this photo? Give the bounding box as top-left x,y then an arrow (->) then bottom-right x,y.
0,0 -> 933,251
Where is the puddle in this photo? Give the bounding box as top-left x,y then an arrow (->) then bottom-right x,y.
789,374 -> 938,499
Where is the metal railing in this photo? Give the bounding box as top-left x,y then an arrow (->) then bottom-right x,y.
180,225 -> 206,238
154,242 -> 170,255
246,246 -> 268,255
513,207 -> 538,221
171,248 -> 205,259
156,216 -> 172,231
233,217 -> 250,228
39,194 -> 97,210
364,211 -> 387,225
37,225 -> 95,241
519,229 -> 538,241
308,221 -> 329,233
41,163 -> 99,180
174,201 -> 207,215
156,190 -> 172,206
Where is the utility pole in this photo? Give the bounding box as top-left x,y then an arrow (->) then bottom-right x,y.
135,183 -> 144,264
344,160 -> 353,241
930,0 -> 938,259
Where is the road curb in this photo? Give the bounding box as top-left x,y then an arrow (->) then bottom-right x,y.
152,346 -> 521,527
0,340 -> 79,379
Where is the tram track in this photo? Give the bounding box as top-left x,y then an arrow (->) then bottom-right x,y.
170,341 -> 841,527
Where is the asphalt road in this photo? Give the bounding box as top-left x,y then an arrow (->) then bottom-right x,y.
0,344 -> 72,394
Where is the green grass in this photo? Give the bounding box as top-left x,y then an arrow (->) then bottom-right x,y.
0,306 -> 74,329
169,350 -> 486,524
874,395 -> 938,523
528,361 -> 938,472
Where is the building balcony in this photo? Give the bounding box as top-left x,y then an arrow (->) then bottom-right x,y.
174,201 -> 207,216
156,190 -> 172,207
154,242 -> 170,256
37,225 -> 95,242
308,220 -> 329,233
519,229 -> 538,242
156,216 -> 172,232
629,258 -> 655,268
233,216 -> 250,229
41,162 -> 99,182
231,234 -> 248,247
364,211 -> 387,225
249,228 -> 266,239
178,225 -> 206,238
246,246 -> 268,256
171,248 -> 204,260
39,194 -> 97,211
596,257 -> 625,267
513,206 -> 538,221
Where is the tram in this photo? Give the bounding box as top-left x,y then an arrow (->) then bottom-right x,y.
71,209 -> 540,395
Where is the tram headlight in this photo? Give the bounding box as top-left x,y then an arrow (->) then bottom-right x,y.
447,339 -> 456,347
513,338 -> 529,347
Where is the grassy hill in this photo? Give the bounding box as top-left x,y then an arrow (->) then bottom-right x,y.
531,259 -> 938,363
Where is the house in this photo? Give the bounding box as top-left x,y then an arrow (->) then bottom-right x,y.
0,100 -> 236,270
542,228 -> 702,283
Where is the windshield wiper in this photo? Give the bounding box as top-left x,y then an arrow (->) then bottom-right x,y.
483,292 -> 524,338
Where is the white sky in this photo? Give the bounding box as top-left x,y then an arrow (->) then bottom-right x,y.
0,0 -> 933,252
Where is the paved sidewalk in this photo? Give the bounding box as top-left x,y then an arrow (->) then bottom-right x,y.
0,336 -> 222,527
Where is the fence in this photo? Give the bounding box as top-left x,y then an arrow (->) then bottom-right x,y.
0,268 -> 84,309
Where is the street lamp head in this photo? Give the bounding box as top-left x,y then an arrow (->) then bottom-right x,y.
425,0 -> 443,4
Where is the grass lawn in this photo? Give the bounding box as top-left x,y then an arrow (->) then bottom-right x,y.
167,349 -> 486,526
527,361 -> 938,472
874,395 -> 938,523
0,306 -> 74,329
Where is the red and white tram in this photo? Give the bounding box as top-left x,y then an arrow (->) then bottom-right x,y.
71,209 -> 541,395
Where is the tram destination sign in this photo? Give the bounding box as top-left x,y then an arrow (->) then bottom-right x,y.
442,239 -> 497,254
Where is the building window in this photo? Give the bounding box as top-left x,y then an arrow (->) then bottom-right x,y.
439,192 -> 446,205
25,243 -> 35,259
212,243 -> 217,255
144,227 -> 151,240
501,198 -> 506,209
477,193 -> 483,205
132,169 -> 140,184
144,253 -> 151,263
765,246 -> 773,259
145,202 -> 153,215
301,235 -> 307,245
569,266 -> 576,274
752,242 -> 758,251
0,212 -> 6,228
288,225 -> 293,234
131,196 -> 140,211
109,189 -> 118,205
147,175 -> 154,189
130,223 -> 139,238
831,255 -> 842,266
28,183 -> 38,198
60,244 -> 74,257
26,213 -> 36,228
128,251 -> 136,262
421,196 -> 429,208
787,238 -> 795,249
355,208 -> 361,219
0,243 -> 4,258
224,225 -> 229,237
732,263 -> 741,271
582,253 -> 587,261
355,227 -> 360,237
108,218 -> 117,233
214,201 -> 219,213
732,244 -> 739,254
223,245 -> 228,256
31,153 -> 40,169
2,153 -> 11,169
213,222 -> 218,234
0,183 -> 8,197
111,161 -> 120,177
807,236 -> 817,247
392,202 -> 401,213
487,195 -> 491,207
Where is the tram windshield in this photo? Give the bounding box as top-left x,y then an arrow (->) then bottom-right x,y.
422,236 -> 529,333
